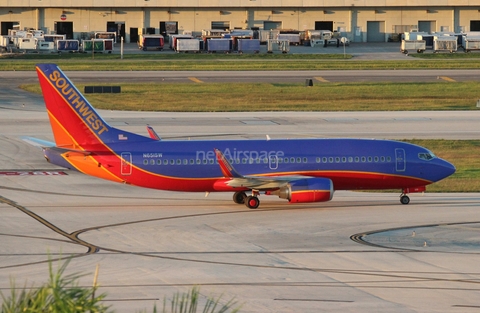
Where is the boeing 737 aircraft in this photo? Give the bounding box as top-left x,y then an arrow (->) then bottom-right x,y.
28,64 -> 455,209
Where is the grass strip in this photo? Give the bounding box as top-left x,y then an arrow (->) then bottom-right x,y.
21,81 -> 480,111
3,57 -> 480,71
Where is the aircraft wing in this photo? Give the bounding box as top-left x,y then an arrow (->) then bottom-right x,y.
214,148 -> 313,190
224,175 -> 314,190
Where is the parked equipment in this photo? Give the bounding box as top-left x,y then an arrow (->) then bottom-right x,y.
433,36 -> 457,53
57,40 -> 80,53
267,39 -> 290,53
207,38 -> 232,53
138,34 -> 164,51
400,40 -> 426,54
176,38 -> 200,53
237,39 -> 260,54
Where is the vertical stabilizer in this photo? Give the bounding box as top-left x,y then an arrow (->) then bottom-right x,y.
35,64 -> 153,149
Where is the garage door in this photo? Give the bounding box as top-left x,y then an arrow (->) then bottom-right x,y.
367,21 -> 385,42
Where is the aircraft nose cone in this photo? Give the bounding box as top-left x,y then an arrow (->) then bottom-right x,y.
440,159 -> 456,179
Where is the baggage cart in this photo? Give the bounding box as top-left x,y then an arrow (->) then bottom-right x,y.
400,40 -> 426,54
138,34 -> 164,51
207,39 -> 232,53
176,38 -> 200,53
462,37 -> 480,52
237,39 -> 260,53
57,40 -> 80,52
267,39 -> 290,53
433,36 -> 457,53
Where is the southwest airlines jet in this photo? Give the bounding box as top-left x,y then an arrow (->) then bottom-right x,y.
30,64 -> 455,209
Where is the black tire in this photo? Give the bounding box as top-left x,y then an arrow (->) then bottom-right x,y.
233,191 -> 247,204
400,195 -> 410,205
245,196 -> 260,209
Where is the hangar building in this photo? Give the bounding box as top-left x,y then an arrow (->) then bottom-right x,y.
1,1 -> 480,43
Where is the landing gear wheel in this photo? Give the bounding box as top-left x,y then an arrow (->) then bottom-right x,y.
400,195 -> 410,205
233,191 -> 247,204
245,196 -> 260,209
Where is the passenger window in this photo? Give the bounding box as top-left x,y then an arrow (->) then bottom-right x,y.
176,159 -> 181,165
361,157 -> 366,162
296,157 -> 302,163
157,159 -> 162,165
170,159 -> 175,165
303,157 -> 307,163
348,157 -> 353,163
355,156 -> 360,162
374,156 -> 379,162
316,157 -> 321,163
322,157 -> 327,163
368,157 -> 373,162
203,159 -> 207,164
284,158 -> 289,163
335,157 -> 340,163
329,157 -> 334,163
381,156 -> 385,162
209,159 -> 214,164
387,156 -> 392,162
183,159 -> 188,165
164,159 -> 168,165
143,159 -> 148,165
342,157 -> 347,163
290,157 -> 295,163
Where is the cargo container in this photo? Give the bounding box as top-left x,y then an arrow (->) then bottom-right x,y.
277,33 -> 301,45
169,34 -> 193,50
258,30 -> 271,43
267,39 -> 290,53
176,38 -> 200,53
433,36 -> 457,53
207,38 -> 232,53
57,40 -> 80,52
44,34 -> 66,43
138,34 -> 164,51
37,40 -> 55,51
237,39 -> 260,53
17,38 -> 36,50
400,40 -> 426,54
83,39 -> 114,53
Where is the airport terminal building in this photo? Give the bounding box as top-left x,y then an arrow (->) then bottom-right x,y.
1,1 -> 480,43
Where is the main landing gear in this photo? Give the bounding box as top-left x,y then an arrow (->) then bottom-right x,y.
233,191 -> 260,209
400,194 -> 410,205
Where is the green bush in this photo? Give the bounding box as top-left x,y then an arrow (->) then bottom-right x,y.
0,258 -> 109,313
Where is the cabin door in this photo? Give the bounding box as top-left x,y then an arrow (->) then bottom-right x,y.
269,156 -> 278,170
395,148 -> 406,172
121,152 -> 132,175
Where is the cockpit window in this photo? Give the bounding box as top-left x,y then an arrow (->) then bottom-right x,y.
418,152 -> 436,161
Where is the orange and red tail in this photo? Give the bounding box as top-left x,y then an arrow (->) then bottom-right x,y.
36,64 -> 153,150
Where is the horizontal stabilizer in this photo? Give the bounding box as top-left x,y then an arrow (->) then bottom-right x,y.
21,136 -> 55,149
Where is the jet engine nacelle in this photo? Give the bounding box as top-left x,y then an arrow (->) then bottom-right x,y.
271,178 -> 334,203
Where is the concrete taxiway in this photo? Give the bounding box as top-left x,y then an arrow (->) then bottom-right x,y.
1,80 -> 480,313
